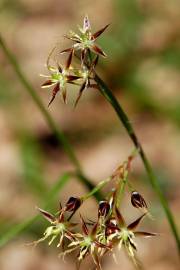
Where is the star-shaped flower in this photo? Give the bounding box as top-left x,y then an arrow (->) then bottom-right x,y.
62,215 -> 109,270
73,56 -> 99,107
108,208 -> 157,259
30,205 -> 77,249
62,15 -> 109,63
41,51 -> 80,106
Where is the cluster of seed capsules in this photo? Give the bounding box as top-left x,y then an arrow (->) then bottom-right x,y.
32,154 -> 157,270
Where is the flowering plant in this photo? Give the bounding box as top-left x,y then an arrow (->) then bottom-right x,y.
41,16 -> 109,107
30,15 -> 160,270
32,151 -> 157,269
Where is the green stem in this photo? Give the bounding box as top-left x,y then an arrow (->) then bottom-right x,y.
67,176 -> 109,221
0,172 -> 71,248
94,73 -> 180,254
0,35 -> 101,198
0,35 -> 80,170
116,172 -> 128,208
81,177 -> 110,201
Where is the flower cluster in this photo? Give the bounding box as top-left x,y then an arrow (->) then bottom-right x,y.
41,16 -> 109,107
32,153 -> 157,270
37,16 -> 158,270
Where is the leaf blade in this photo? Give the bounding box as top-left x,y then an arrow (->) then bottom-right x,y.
0,173 -> 71,248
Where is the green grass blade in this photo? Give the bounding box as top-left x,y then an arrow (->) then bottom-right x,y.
0,218 -> 37,248
0,35 -> 81,171
0,34 -> 99,199
0,172 -> 71,248
94,72 -> 180,254
20,133 -> 47,196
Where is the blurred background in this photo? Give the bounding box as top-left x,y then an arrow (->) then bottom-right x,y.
0,0 -> 180,269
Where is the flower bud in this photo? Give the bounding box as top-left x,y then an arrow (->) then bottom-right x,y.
65,197 -> 82,212
98,201 -> 110,218
131,191 -> 147,209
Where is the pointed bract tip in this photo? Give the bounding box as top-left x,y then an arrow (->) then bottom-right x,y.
37,207 -> 55,222
92,24 -> 110,40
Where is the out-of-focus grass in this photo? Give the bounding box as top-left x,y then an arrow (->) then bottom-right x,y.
0,172 -> 71,248
19,132 -> 47,197
0,0 -> 28,16
0,72 -> 19,105
100,0 -> 145,59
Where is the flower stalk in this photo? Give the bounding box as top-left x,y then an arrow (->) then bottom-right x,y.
94,72 -> 180,253
0,14 -> 179,270
29,155 -> 157,270
53,14 -> 179,253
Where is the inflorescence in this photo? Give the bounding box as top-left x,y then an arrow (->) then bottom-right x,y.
41,15 -> 109,107
37,16 -> 157,269
31,150 -> 157,270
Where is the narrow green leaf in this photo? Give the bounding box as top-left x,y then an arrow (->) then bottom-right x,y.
20,133 -> 47,196
0,218 -> 37,248
94,72 -> 180,254
0,34 -> 99,206
0,34 -> 81,172
0,172 -> 71,248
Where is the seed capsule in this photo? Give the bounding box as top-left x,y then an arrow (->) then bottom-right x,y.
65,197 -> 82,212
98,201 -> 110,218
131,191 -> 147,209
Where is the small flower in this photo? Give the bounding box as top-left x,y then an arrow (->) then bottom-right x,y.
108,207 -> 157,259
41,51 -> 80,106
62,15 -> 109,62
73,65 -> 92,107
73,56 -> 99,107
63,215 -> 109,270
30,205 -> 76,248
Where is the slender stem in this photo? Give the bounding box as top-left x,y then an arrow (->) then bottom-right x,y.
0,35 -> 100,199
68,176 -> 109,221
0,35 -> 80,170
0,172 -> 71,248
94,73 -> 180,254
81,177 -> 110,201
116,172 -> 128,208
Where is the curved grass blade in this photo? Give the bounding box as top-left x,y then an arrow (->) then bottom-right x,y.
0,34 -> 100,206
0,35 -> 81,172
0,173 -> 71,248
94,72 -> 180,254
